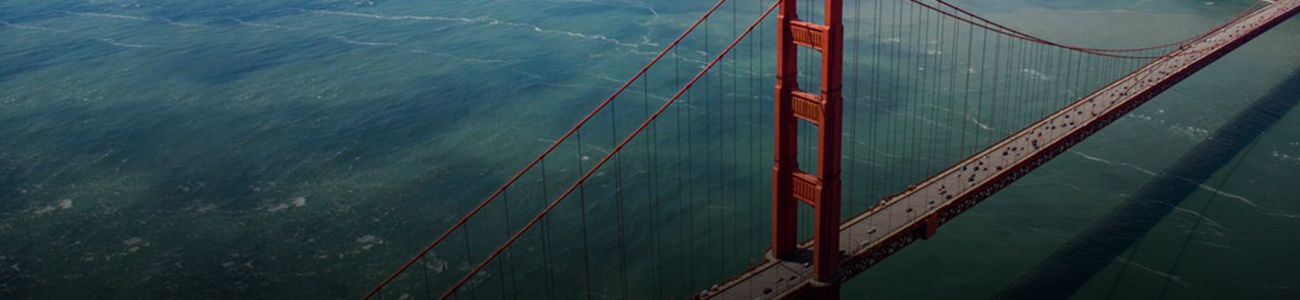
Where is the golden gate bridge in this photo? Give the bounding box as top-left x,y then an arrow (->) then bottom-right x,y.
358,0 -> 1300,299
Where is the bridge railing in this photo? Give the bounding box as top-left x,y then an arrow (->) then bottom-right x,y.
831,0 -> 1266,222
364,1 -> 1274,299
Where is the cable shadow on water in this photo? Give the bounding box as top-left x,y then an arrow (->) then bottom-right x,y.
993,66 -> 1300,300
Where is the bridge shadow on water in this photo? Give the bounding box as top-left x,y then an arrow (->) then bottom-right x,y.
993,67 -> 1300,300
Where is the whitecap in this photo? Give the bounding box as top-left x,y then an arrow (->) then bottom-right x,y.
1069,150 -> 1157,176
404,50 -> 514,64
265,203 -> 291,212
356,234 -> 379,244
308,10 -> 476,23
1196,183 -> 1256,207
1021,68 -> 1051,81
74,12 -> 149,21
1273,150 -> 1300,162
356,234 -> 384,250
99,38 -> 159,48
31,205 -> 56,215
0,20 -> 69,32
1169,205 -> 1228,231
1128,113 -> 1156,122
1168,124 -> 1210,141
333,36 -> 398,46
160,18 -> 210,28
1117,257 -> 1193,288
228,17 -> 300,30
967,115 -> 995,131
424,253 -> 448,273
1262,209 -> 1300,220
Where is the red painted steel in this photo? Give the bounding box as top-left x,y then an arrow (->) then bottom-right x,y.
701,1 -> 1300,299
914,0 -> 1266,58
366,0 -> 1299,298
771,0 -> 800,260
772,0 -> 844,288
929,0 -> 1265,53
813,0 -> 845,284
356,1 -> 740,299
431,2 -> 784,299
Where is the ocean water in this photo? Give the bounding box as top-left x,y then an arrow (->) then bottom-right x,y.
0,0 -> 1297,299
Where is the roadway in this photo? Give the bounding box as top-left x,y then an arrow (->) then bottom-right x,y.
697,0 -> 1300,299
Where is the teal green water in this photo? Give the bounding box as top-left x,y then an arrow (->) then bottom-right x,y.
0,0 -> 1297,299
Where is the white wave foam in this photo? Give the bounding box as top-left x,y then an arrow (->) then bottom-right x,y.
160,18 -> 210,28
1196,183 -> 1256,207
356,234 -> 384,250
1021,68 -> 1051,81
416,253 -> 448,274
1168,124 -> 1210,141
405,50 -> 514,64
99,38 -> 158,48
0,20 -> 69,32
667,51 -> 710,66
847,156 -> 884,167
968,115 -> 995,131
1170,205 -> 1228,231
1262,209 -> 1300,220
73,12 -> 149,21
1128,113 -> 1163,123
1272,150 -> 1300,162
228,17 -> 300,30
356,234 -> 379,243
30,199 -> 73,215
1117,257 -> 1192,288
1198,240 -> 1231,249
637,5 -> 660,46
309,10 -> 477,23
264,197 -> 306,212
881,37 -> 901,44
596,74 -> 625,83
311,9 -> 641,49
511,68 -> 545,80
334,36 -> 397,46
1070,150 -> 1157,176
919,103 -> 953,113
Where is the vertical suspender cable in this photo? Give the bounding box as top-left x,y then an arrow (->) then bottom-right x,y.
989,34 -> 1001,148
575,129 -> 593,300
642,63 -> 662,299
432,4 -> 782,298
612,96 -> 629,300
959,15 -> 973,164
848,0 -> 864,217
870,0 -> 882,207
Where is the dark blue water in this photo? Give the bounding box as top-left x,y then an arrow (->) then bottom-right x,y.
0,0 -> 1297,299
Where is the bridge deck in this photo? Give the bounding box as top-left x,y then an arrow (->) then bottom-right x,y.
698,1 -> 1300,299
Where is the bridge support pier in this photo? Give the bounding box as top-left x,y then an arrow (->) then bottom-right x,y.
772,0 -> 845,287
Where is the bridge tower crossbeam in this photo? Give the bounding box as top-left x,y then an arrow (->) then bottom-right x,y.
772,0 -> 846,294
